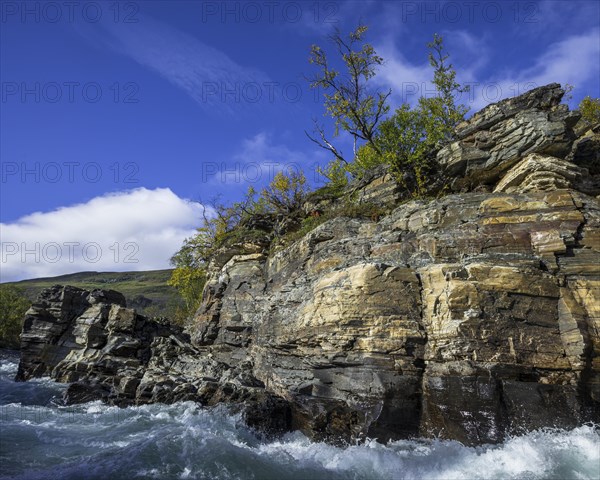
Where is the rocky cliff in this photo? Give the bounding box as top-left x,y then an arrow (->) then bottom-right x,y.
16,84 -> 600,445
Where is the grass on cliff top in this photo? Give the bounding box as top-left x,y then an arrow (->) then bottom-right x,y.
3,269 -> 182,319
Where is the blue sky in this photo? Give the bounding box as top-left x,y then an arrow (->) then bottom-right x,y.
1,0 -> 599,281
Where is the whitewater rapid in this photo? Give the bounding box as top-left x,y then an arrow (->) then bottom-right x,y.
0,352 -> 598,480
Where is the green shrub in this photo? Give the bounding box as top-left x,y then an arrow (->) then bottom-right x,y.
260,171 -> 308,215
336,201 -> 386,220
316,158 -> 350,191
167,267 -> 206,325
169,171 -> 309,318
0,285 -> 30,349
311,33 -> 468,198
579,96 -> 600,124
348,142 -> 390,179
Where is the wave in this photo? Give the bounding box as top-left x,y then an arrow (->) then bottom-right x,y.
1,357 -> 598,480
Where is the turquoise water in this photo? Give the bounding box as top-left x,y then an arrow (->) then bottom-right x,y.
1,353 -> 599,480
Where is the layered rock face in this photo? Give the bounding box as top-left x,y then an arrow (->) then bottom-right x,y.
16,286 -> 196,403
437,83 -> 578,183
17,84 -> 600,445
193,189 -> 599,444
16,285 -> 292,430
191,84 -> 600,444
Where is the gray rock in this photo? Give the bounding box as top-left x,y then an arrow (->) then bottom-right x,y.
493,153 -> 595,195
567,126 -> 600,174
438,84 -> 579,188
189,188 -> 600,444
15,84 -> 600,446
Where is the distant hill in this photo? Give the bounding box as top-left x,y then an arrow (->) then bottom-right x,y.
3,270 -> 183,319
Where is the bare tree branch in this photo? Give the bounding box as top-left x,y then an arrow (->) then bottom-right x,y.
305,120 -> 348,164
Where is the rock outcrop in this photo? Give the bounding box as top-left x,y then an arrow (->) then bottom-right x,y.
17,286 -> 192,401
437,83 -> 583,188
16,285 -> 292,431
191,188 -> 599,444
17,84 -> 600,445
493,153 -> 586,193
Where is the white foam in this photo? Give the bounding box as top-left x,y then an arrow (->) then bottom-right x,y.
2,356 -> 599,480
250,426 -> 600,480
0,360 -> 18,373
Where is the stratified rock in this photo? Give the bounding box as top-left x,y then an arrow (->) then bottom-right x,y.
16,286 -> 112,380
16,286 -> 187,390
493,153 -> 591,194
437,84 -> 579,187
16,285 -> 293,434
351,165 -> 403,207
567,126 -> 600,175
15,84 -> 600,446
188,187 -> 600,444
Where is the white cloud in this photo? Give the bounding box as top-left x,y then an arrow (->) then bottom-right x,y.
234,132 -> 310,165
522,29 -> 600,90
463,28 -> 600,111
206,132 -> 322,187
374,40 -> 431,107
531,1 -> 600,38
0,188 -> 205,282
375,27 -> 600,113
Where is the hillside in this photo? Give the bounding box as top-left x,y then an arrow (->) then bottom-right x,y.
4,270 -> 182,318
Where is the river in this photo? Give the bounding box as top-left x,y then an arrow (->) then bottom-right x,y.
1,352 -> 598,480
